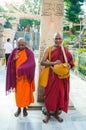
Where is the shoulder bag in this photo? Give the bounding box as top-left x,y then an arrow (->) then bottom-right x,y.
39,46 -> 52,87
52,45 -> 70,79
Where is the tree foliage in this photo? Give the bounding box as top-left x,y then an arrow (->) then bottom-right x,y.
0,0 -> 85,25
64,0 -> 84,23
24,0 -> 42,15
4,20 -> 12,29
0,6 -> 6,12
19,18 -> 40,28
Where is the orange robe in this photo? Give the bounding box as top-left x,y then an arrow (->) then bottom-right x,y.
15,49 -> 35,107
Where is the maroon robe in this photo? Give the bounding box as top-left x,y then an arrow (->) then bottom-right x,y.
44,46 -> 74,113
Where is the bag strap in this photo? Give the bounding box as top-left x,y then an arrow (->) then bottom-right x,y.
61,44 -> 68,63
48,45 -> 68,63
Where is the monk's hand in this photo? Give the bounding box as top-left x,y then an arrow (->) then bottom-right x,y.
14,50 -> 19,60
67,64 -> 71,69
54,60 -> 62,65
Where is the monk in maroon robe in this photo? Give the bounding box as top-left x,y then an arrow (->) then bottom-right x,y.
41,32 -> 74,123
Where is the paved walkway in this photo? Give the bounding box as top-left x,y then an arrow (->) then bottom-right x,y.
0,53 -> 86,130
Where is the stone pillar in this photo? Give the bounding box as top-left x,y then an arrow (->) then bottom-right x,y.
0,23 -> 4,58
37,0 -> 64,102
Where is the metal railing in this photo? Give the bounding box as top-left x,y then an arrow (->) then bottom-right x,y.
72,51 -> 86,80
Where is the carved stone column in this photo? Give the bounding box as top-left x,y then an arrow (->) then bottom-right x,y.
0,23 -> 4,58
37,0 -> 64,102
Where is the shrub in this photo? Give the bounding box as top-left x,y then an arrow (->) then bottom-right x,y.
70,34 -> 76,41
83,38 -> 86,43
63,40 -> 69,46
78,65 -> 86,76
76,48 -> 86,53
71,26 -> 76,35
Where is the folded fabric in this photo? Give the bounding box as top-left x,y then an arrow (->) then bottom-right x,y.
39,67 -> 50,87
1,58 -> 5,66
53,63 -> 70,79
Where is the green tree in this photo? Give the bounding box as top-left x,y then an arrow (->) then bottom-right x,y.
19,18 -> 40,28
64,0 -> 84,23
0,5 -> 6,12
24,0 -> 42,15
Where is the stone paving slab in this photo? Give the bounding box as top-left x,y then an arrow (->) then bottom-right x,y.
0,62 -> 86,130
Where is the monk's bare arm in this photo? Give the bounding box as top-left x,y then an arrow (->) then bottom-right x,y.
40,48 -> 61,67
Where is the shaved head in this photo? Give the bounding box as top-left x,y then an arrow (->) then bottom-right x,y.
53,32 -> 63,40
17,37 -> 26,43
53,32 -> 63,47
17,37 -> 26,50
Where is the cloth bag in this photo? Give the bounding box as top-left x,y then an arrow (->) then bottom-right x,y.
53,45 -> 70,79
1,58 -> 5,66
39,46 -> 52,87
39,67 -> 50,87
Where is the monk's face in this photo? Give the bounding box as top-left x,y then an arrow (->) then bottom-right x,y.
18,40 -> 26,50
54,34 -> 63,47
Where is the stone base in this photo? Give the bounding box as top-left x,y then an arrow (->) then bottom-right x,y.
27,99 -> 75,110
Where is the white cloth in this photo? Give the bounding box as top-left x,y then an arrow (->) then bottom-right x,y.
4,42 -> 13,54
13,40 -> 17,48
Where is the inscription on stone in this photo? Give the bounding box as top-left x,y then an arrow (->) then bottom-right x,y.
42,3 -> 63,16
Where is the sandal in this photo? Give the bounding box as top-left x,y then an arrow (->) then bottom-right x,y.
23,108 -> 28,117
43,115 -> 51,123
14,108 -> 21,117
54,115 -> 63,122
58,110 -> 62,115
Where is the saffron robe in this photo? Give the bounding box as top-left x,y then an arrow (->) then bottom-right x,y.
15,49 -> 35,107
44,47 -> 74,113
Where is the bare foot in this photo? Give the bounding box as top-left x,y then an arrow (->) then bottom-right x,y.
43,115 -> 50,123
54,115 -> 63,123
14,108 -> 21,117
58,110 -> 62,115
23,108 -> 28,117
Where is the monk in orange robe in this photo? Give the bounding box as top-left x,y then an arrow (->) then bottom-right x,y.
41,32 -> 74,123
6,38 -> 36,117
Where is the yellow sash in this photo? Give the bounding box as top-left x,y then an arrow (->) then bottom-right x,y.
39,46 -> 52,87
